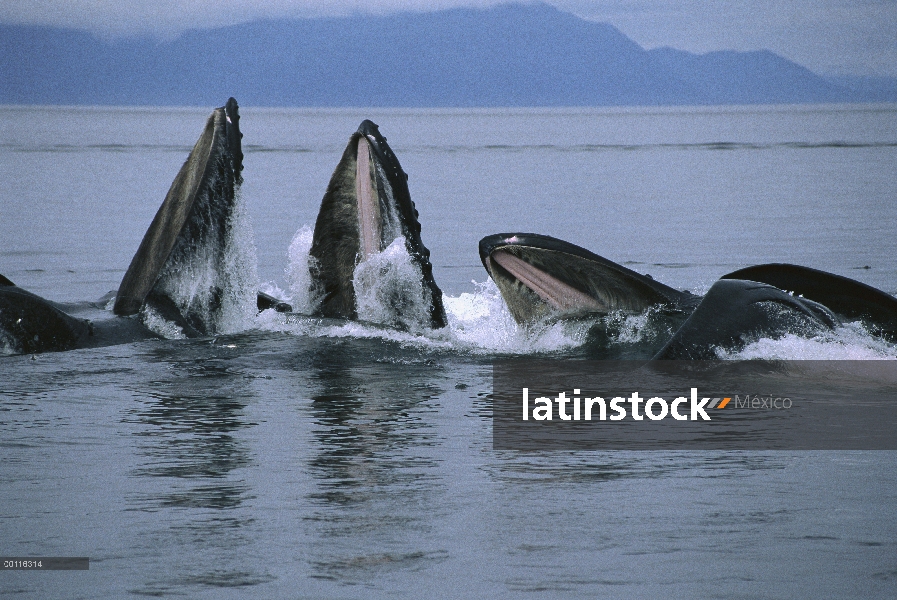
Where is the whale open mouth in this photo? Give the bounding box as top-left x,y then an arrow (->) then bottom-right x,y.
489,248 -> 605,313
308,120 -> 447,329
113,97 -> 246,335
355,135 -> 382,261
479,233 -> 696,324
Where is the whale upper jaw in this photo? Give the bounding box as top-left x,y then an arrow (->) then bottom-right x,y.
479,233 -> 698,324
308,120 -> 447,329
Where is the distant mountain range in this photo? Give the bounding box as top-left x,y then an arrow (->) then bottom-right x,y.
1,3 -> 894,107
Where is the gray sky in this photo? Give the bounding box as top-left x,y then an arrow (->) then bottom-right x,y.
2,0 -> 895,76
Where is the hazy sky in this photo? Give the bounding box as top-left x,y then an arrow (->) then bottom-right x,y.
2,0 -> 894,76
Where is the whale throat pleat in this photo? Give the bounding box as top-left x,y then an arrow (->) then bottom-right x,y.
356,137 -> 381,259
491,249 -> 604,312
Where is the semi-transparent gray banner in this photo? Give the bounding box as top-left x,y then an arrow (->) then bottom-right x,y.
1,557 -> 89,570
493,360 -> 897,450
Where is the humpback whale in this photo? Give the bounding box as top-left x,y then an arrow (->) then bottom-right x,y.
653,263 -> 897,359
307,120 -> 447,329
721,263 -> 897,341
0,277 -> 167,355
2,110 -> 448,356
1,98 -> 249,355
653,278 -> 840,359
114,97 -> 246,335
479,233 -> 699,324
0,276 -> 94,354
479,232 -> 897,359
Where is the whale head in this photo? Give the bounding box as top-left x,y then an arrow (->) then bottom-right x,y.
308,120 -> 447,329
479,233 -> 697,324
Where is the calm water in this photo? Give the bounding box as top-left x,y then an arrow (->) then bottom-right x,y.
1,104 -> 897,598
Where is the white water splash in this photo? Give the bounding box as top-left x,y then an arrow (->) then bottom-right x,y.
353,237 -> 434,333
259,280 -> 288,302
442,279 -> 589,353
216,189 -> 260,333
0,330 -> 18,356
285,224 -> 322,314
255,276 -> 589,355
718,322 -> 897,360
139,304 -> 186,340
601,311 -> 653,344
149,188 -> 259,335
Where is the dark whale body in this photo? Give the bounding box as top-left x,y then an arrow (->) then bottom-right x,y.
721,263 -> 897,341
1,99 -> 247,355
0,278 -> 161,355
478,233 -> 897,359
0,278 -> 93,354
653,278 -> 839,359
308,120 -> 447,329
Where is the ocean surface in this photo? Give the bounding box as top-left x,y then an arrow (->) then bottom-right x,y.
1,104 -> 896,598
